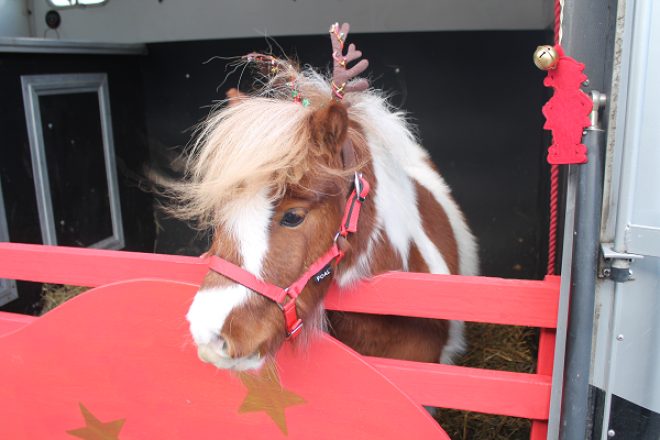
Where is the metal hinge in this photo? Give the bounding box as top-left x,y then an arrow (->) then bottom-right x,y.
599,243 -> 644,282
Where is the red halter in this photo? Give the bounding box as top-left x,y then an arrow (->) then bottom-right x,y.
208,172 -> 370,339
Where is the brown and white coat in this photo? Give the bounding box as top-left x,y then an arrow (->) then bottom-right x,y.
177,56 -> 479,372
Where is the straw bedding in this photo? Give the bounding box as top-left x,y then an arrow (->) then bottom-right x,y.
435,322 -> 538,440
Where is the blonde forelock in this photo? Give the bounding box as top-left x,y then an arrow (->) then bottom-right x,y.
165,57 -> 386,230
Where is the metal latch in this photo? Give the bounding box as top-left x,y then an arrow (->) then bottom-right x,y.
587,90 -> 607,129
599,243 -> 644,282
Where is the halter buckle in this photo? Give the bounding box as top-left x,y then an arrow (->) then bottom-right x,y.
287,320 -> 304,339
354,173 -> 366,202
279,298 -> 303,339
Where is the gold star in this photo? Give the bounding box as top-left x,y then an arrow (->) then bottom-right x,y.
238,363 -> 306,435
66,403 -> 126,440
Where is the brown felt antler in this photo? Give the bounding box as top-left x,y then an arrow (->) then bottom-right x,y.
329,23 -> 369,101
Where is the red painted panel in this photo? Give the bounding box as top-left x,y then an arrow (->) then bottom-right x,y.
0,280 -> 449,440
537,328 -> 556,376
0,244 -> 560,437
530,420 -> 549,440
326,274 -> 561,327
530,320 -> 557,439
367,357 -> 552,419
0,311 -> 37,337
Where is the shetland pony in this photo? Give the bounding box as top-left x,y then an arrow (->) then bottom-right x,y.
175,26 -> 479,373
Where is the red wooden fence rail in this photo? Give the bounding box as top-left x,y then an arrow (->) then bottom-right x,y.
0,243 -> 560,328
0,243 -> 559,438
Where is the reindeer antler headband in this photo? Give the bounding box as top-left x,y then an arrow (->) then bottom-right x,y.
242,23 -> 369,106
329,23 -> 369,101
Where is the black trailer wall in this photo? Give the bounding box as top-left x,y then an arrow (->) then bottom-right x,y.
0,51 -> 154,314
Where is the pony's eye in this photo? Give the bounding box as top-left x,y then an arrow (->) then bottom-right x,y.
280,208 -> 308,227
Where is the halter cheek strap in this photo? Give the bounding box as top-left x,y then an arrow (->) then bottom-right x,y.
208,172 -> 370,339
208,244 -> 340,339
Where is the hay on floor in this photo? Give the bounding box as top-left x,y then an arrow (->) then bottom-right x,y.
435,321 -> 539,440
40,284 -> 91,316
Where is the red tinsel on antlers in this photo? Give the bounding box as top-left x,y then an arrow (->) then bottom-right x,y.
329,23 -> 369,101
242,53 -> 309,106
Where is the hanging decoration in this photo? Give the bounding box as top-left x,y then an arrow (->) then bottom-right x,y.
537,0 -> 595,275
535,44 -> 593,165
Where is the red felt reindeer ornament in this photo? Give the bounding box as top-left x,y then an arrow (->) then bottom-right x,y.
535,44 -> 593,164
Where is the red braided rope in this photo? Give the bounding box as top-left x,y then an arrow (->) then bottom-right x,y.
554,0 -> 561,45
548,164 -> 559,274
547,0 -> 561,275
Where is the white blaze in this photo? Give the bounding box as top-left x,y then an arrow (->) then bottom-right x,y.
187,189 -> 274,367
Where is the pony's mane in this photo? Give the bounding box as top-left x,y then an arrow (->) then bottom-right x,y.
167,56 -> 417,230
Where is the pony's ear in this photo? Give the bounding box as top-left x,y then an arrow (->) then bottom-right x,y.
311,100 -> 349,162
226,88 -> 247,107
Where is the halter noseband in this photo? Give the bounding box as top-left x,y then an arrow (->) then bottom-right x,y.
208,170 -> 370,339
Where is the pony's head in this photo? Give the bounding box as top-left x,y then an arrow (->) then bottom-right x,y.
188,100 -> 358,370
175,24 -> 375,370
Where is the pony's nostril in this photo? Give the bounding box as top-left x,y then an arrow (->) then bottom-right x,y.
211,335 -> 230,355
196,335 -> 231,364
195,335 -> 265,370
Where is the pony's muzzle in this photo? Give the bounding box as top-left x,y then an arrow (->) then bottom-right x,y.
197,336 -> 229,364
196,336 -> 264,371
